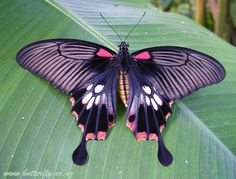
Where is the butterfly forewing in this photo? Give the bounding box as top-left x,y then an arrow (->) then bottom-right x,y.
16,39 -> 116,93
131,46 -> 226,100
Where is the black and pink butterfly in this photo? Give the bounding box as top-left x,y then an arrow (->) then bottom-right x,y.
16,14 -> 225,166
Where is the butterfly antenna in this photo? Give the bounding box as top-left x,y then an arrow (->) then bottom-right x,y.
124,11 -> 146,42
100,13 -> 123,42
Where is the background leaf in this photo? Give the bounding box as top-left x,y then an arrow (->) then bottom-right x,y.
0,0 -> 236,178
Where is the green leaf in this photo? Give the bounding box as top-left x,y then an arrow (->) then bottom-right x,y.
0,0 -> 236,178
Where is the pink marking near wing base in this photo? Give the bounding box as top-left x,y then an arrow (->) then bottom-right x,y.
133,51 -> 151,60
96,48 -> 113,59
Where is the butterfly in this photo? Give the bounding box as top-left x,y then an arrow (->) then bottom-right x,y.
16,14 -> 225,166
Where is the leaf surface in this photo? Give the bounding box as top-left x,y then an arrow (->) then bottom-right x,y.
0,0 -> 236,178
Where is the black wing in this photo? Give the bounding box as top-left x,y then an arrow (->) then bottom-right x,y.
70,66 -> 119,165
16,39 -> 119,165
127,46 -> 225,166
126,67 -> 173,166
131,46 -> 226,100
16,39 -> 116,93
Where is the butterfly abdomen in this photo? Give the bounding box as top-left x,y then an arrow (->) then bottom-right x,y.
119,70 -> 129,107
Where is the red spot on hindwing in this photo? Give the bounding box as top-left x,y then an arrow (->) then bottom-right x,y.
96,48 -> 113,59
133,51 -> 151,60
78,123 -> 84,131
70,97 -> 75,105
86,133 -> 95,140
149,133 -> 158,141
97,131 -> 106,140
136,132 -> 147,141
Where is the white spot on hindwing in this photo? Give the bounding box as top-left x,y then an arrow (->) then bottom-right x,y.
87,97 -> 95,110
94,84 -> 104,93
82,92 -> 92,104
151,98 -> 158,110
95,95 -> 100,105
140,94 -> 144,104
86,84 -> 93,90
153,94 -> 163,106
83,83 -> 104,108
145,96 -> 150,106
101,94 -> 106,104
142,85 -> 151,95
141,85 -> 162,108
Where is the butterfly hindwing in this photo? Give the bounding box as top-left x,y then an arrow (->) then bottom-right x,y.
70,67 -> 118,139
131,46 -> 226,100
16,39 -> 116,93
70,66 -> 119,165
126,67 -> 173,166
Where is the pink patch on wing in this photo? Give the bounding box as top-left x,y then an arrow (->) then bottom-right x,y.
136,132 -> 147,141
169,101 -> 174,107
149,133 -> 158,141
70,97 -> 75,105
96,48 -> 113,58
160,125 -> 165,132
133,51 -> 151,60
72,111 -> 78,119
97,131 -> 107,140
86,133 -> 95,140
165,112 -> 171,121
108,120 -> 115,128
126,120 -> 135,132
78,123 -> 84,131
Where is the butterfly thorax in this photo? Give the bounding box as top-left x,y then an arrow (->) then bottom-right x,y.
118,42 -> 131,107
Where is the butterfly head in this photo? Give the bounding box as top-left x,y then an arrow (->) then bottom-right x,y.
118,42 -> 129,52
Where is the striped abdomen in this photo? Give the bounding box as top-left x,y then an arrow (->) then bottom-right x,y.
119,70 -> 129,107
